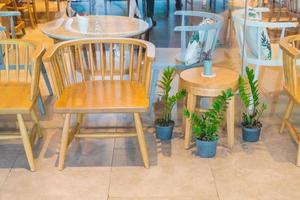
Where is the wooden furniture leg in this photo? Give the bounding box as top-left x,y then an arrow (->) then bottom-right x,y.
134,113 -> 149,168
58,113 -> 71,170
280,98 -> 294,133
297,144 -> 300,166
226,95 -> 235,148
17,114 -> 35,171
184,93 -> 196,149
45,0 -> 50,20
30,110 -> 42,138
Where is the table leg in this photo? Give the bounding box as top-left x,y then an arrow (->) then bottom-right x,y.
226,95 -> 235,148
184,93 -> 196,149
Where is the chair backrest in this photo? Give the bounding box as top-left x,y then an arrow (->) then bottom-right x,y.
0,39 -> 45,101
44,38 -> 155,98
174,11 -> 224,59
279,34 -> 300,97
232,8 -> 298,61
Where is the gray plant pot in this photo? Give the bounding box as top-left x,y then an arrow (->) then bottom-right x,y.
196,139 -> 218,158
242,126 -> 261,142
155,123 -> 174,140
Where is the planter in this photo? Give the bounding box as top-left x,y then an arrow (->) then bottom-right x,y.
202,60 -> 215,77
155,122 -> 174,140
242,126 -> 261,142
196,139 -> 218,158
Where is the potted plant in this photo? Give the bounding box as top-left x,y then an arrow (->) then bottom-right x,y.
184,89 -> 233,157
239,67 -> 267,142
155,67 -> 186,140
201,50 -> 214,77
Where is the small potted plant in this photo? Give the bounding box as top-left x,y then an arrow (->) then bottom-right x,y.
155,67 -> 186,140
239,67 -> 267,142
201,50 -> 214,77
184,89 -> 233,157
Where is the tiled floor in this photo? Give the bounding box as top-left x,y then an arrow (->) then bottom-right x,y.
1,1 -> 300,200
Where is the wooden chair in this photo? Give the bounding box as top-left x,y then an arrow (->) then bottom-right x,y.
232,7 -> 298,79
0,10 -> 53,115
0,10 -> 25,36
44,38 -> 155,170
0,39 -> 45,171
5,0 -> 37,28
279,34 -> 300,166
0,10 -> 24,38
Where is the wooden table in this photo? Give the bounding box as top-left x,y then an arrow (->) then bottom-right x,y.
180,67 -> 239,149
41,15 -> 150,42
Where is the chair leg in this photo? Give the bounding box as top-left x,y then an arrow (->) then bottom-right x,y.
297,143 -> 300,167
27,7 -> 36,28
41,62 -> 53,96
280,99 -> 294,134
133,113 -> 149,168
17,114 -> 35,171
58,113 -> 71,170
30,110 -> 42,138
254,64 -> 260,80
38,95 -> 46,115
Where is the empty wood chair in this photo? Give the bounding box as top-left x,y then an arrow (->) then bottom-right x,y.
0,39 -> 45,171
232,7 -> 298,79
0,10 -> 25,37
0,11 -> 52,115
44,38 -> 155,170
5,0 -> 37,28
279,34 -> 300,166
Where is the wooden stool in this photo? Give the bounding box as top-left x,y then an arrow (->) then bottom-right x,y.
180,67 -> 239,149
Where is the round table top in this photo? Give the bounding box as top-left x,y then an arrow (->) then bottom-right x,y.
41,15 -> 150,41
180,67 -> 239,96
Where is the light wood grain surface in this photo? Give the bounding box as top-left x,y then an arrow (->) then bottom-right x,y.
41,15 -> 149,41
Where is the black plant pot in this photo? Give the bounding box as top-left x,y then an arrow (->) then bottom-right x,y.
242,126 -> 261,142
196,139 -> 218,158
155,123 -> 174,140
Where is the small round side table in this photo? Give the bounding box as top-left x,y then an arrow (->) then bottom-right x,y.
180,67 -> 239,149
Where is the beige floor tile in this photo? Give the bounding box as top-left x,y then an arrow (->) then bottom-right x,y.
0,168 -> 110,200
109,153 -> 219,199
11,128 -> 115,172
109,197 -> 214,200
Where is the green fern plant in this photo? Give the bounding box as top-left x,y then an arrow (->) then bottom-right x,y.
239,67 -> 267,128
184,89 -> 233,141
155,67 -> 186,126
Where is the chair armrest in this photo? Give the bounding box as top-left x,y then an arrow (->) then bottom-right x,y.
247,20 -> 298,29
252,7 -> 270,14
0,11 -> 21,17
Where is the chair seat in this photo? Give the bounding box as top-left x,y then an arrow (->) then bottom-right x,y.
0,82 -> 33,114
246,44 -> 300,66
55,80 -> 149,113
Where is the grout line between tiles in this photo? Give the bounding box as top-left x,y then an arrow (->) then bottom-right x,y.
107,129 -> 116,200
0,147 -> 22,192
209,159 -> 221,200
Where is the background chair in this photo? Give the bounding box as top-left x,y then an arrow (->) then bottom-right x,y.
279,34 -> 300,166
5,0 -> 37,28
0,10 -> 53,115
44,38 -> 155,170
149,11 -> 223,108
0,9 -> 25,37
0,39 -> 45,171
232,7 -> 298,79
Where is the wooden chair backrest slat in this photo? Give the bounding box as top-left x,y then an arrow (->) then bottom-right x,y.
44,38 -> 155,98
279,34 -> 300,97
0,39 -> 45,101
